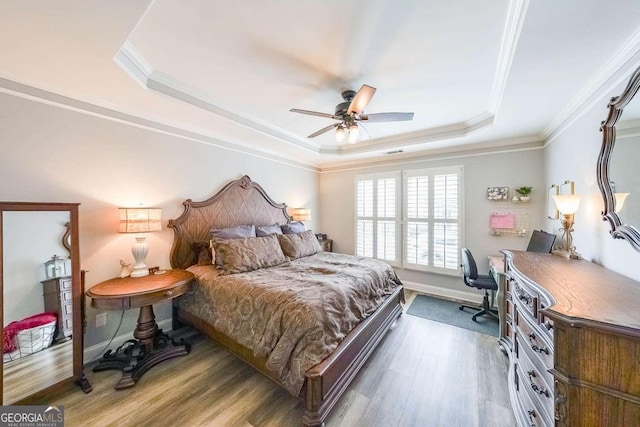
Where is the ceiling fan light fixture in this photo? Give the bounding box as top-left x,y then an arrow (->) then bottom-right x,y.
348,124 -> 359,144
335,125 -> 346,143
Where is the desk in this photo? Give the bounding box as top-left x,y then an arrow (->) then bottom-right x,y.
488,255 -> 507,352
86,269 -> 193,389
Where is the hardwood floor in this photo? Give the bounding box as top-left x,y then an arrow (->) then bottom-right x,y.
29,291 -> 515,426
3,339 -> 73,404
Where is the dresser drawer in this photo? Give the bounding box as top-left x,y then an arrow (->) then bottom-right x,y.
63,302 -> 73,317
514,363 -> 552,427
510,277 -> 538,319
61,278 -> 72,290
516,336 -> 554,422
515,308 -> 553,369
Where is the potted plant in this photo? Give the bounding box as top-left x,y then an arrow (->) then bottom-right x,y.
515,186 -> 532,202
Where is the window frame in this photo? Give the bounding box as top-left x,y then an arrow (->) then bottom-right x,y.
354,166 -> 464,277
402,166 -> 464,276
354,171 -> 402,267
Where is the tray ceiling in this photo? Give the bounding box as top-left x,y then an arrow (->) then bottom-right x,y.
2,0 -> 640,169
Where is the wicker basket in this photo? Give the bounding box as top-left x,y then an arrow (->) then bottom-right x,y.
3,320 -> 56,363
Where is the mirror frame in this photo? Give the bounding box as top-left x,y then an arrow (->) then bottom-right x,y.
0,202 -> 87,403
597,66 -> 640,252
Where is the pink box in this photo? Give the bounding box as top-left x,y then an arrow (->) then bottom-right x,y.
490,213 -> 515,229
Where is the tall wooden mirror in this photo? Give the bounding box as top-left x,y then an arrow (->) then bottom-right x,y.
0,202 -> 89,404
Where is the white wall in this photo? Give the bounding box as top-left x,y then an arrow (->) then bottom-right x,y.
319,149 -> 545,299
0,92 -> 319,347
3,211 -> 69,324
544,76 -> 640,281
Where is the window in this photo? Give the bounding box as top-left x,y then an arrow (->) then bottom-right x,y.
355,172 -> 400,265
355,166 -> 463,275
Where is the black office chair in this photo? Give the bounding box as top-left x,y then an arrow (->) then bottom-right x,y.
459,248 -> 499,322
526,230 -> 556,253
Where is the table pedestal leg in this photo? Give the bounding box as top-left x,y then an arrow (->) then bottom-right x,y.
92,304 -> 191,389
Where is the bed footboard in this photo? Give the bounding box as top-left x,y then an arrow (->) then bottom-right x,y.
301,285 -> 404,427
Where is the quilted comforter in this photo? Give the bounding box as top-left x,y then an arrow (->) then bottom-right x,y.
180,251 -> 403,395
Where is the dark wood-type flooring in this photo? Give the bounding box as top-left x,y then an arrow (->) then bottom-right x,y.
30,291 -> 515,426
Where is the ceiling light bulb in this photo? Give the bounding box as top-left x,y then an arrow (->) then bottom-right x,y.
348,124 -> 359,144
335,125 -> 346,143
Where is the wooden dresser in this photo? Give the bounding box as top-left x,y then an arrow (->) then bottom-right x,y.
41,275 -> 73,342
502,250 -> 640,426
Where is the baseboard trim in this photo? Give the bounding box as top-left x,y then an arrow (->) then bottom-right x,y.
83,319 -> 172,364
402,280 -> 483,304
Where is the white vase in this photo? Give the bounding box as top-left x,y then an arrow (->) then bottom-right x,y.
519,196 -> 530,202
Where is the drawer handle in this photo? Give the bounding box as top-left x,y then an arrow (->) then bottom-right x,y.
530,382 -> 550,398
527,409 -> 536,427
527,370 -> 550,397
164,290 -> 173,297
528,333 -> 550,355
531,343 -> 549,355
544,320 -> 553,330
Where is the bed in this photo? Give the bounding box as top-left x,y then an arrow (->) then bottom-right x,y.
168,175 -> 404,427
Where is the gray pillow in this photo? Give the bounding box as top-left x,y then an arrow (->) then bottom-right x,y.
213,234 -> 286,275
278,230 -> 322,259
281,221 -> 306,234
256,224 -> 283,237
210,224 -> 256,239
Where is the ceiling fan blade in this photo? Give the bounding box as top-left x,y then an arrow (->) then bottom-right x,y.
290,108 -> 337,119
347,85 -> 376,115
308,123 -> 339,138
360,112 -> 414,122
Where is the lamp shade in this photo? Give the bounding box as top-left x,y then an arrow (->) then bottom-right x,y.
290,208 -> 311,222
552,194 -> 582,215
119,208 -> 162,233
335,125 -> 346,143
348,124 -> 359,144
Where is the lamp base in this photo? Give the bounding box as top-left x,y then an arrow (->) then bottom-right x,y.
130,267 -> 149,278
552,249 -> 581,260
130,236 -> 150,277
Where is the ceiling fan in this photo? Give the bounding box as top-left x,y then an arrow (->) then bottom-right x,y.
290,85 -> 414,143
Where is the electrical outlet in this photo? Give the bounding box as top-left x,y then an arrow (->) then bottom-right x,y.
96,312 -> 107,328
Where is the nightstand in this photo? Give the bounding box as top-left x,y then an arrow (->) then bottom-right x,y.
86,269 -> 193,389
319,239 -> 333,252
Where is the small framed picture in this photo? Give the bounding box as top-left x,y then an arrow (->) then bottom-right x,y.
487,187 -> 509,201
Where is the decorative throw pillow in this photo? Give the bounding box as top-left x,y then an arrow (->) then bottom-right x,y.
278,230 -> 322,259
256,223 -> 283,237
210,224 -> 256,239
281,221 -> 306,234
213,234 -> 287,275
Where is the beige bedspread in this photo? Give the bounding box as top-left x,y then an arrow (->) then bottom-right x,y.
180,252 -> 403,395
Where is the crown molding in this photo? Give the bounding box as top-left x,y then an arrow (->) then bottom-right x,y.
543,25 -> 640,145
319,136 -> 544,173
321,112 -> 497,155
115,0 -> 527,159
488,0 -> 529,113
0,76 -> 319,173
113,41 -> 152,89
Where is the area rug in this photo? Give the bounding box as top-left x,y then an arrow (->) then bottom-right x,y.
407,294 -> 499,337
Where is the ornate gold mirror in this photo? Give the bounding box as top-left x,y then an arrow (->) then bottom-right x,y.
0,202 -> 90,404
597,66 -> 640,251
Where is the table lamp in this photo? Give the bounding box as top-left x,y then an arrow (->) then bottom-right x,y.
551,194 -> 581,259
290,208 -> 311,222
119,207 -> 162,277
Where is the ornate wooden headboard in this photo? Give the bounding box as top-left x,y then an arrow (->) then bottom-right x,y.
168,175 -> 292,269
